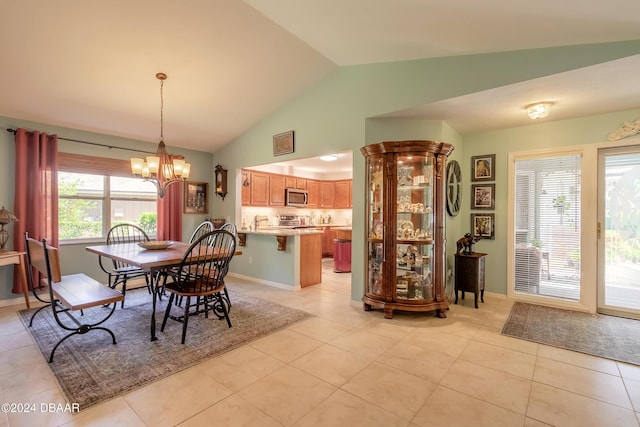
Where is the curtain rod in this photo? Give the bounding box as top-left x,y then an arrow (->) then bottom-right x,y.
5,128 -> 155,155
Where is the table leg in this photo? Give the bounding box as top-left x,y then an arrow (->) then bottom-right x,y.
150,271 -> 158,341
17,254 -> 30,309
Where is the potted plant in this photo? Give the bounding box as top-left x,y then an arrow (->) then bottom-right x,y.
552,195 -> 570,214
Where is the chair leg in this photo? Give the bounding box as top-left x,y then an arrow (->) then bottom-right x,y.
223,286 -> 232,310
161,293 -> 175,332
120,279 -> 127,308
181,297 -> 191,344
217,293 -> 232,328
28,305 -> 50,327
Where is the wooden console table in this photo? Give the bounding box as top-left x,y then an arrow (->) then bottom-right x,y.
454,252 -> 486,309
0,251 -> 30,308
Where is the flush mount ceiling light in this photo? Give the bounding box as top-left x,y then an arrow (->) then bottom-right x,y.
320,154 -> 338,161
525,102 -> 553,120
130,73 -> 191,198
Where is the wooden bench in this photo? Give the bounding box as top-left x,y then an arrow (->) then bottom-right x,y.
24,234 -> 123,362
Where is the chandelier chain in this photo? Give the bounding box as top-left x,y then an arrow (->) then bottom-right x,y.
159,78 -> 164,141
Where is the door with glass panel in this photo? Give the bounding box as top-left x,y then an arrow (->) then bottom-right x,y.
513,154 -> 581,302
597,147 -> 640,318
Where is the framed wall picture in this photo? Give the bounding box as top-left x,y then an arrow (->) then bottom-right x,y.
184,181 -> 209,214
471,213 -> 495,240
471,154 -> 496,181
471,183 -> 495,209
273,130 -> 294,156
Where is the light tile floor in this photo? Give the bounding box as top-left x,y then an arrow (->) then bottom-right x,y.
1,263 -> 640,426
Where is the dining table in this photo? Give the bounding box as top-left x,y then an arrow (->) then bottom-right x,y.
86,241 -> 240,341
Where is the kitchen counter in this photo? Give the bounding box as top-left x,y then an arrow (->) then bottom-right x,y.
233,229 -> 322,289
240,228 -> 323,236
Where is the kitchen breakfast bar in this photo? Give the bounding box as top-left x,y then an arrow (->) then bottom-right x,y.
234,228 -> 323,289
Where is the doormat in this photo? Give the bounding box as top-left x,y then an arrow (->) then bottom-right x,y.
501,302 -> 640,366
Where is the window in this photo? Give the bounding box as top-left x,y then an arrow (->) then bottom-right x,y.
58,153 -> 157,241
512,153 -> 581,301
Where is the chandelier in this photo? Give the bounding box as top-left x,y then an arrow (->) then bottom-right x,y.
130,73 -> 191,198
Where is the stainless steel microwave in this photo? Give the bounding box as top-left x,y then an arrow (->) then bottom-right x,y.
285,188 -> 308,207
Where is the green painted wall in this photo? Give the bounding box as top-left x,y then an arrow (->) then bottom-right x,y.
461,108 -> 640,295
211,41 -> 640,303
1,40 -> 640,306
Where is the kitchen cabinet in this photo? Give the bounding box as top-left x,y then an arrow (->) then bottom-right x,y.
241,170 -> 351,209
269,175 -> 286,206
306,179 -> 319,207
250,171 -> 269,206
322,226 -> 335,257
334,180 -> 351,208
320,181 -> 335,208
286,177 -> 307,190
361,140 -> 454,319
241,170 -> 251,205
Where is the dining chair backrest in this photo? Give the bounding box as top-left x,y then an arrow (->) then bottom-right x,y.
25,233 -> 62,286
220,222 -> 237,237
174,230 -> 236,295
189,220 -> 215,243
107,223 -> 150,245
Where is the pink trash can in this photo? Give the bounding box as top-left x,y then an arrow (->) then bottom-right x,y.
333,239 -> 352,273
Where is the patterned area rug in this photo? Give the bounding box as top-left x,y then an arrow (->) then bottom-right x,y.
19,288 -> 312,410
501,302 -> 640,366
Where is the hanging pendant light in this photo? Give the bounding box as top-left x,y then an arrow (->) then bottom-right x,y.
130,73 -> 191,198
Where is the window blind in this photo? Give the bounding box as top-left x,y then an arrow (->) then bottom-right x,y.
514,154 -> 581,300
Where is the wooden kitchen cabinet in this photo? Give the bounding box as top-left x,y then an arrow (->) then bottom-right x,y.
322,226 -> 335,257
241,169 -> 350,209
250,171 -> 269,206
306,179 -> 319,207
334,180 -> 351,208
269,175 -> 286,206
362,140 -> 454,319
320,181 -> 335,208
286,176 -> 307,189
241,170 -> 251,205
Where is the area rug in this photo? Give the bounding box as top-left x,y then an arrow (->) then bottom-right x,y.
19,288 -> 313,410
501,302 -> 640,366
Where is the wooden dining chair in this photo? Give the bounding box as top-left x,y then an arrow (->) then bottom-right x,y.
24,233 -> 123,362
98,223 -> 151,307
161,230 -> 236,344
189,220 -> 215,243
24,233 -> 54,327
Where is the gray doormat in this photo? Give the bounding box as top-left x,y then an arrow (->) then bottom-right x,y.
501,302 -> 640,366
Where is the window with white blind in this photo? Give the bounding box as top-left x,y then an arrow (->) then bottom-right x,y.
513,153 -> 581,300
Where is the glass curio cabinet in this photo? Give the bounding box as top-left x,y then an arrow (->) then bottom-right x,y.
361,140 -> 454,319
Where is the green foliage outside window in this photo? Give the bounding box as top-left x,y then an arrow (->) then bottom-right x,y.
59,179 -> 101,239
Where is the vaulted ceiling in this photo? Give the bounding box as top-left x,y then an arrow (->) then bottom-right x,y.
1,1 -> 639,153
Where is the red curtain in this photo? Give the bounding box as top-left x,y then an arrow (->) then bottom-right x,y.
157,181 -> 183,241
13,128 -> 59,293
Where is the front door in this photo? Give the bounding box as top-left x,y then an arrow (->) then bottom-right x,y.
597,146 -> 640,318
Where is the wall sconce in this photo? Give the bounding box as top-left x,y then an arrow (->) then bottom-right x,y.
525,102 -> 553,120
0,206 -> 18,251
214,164 -> 228,200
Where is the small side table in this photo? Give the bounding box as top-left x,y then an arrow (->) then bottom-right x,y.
0,251 -> 30,308
454,252 -> 487,309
